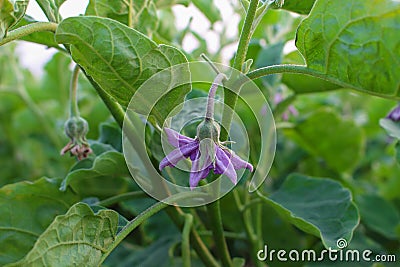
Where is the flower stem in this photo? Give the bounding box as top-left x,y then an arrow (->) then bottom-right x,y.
0,22 -> 58,46
206,73 -> 226,119
69,65 -> 80,117
207,200 -> 233,267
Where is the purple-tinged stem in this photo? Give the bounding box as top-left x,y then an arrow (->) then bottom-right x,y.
206,73 -> 226,119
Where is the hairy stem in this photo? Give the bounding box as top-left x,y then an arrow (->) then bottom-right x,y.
221,0 -> 259,141
0,22 -> 58,46
232,0 -> 259,71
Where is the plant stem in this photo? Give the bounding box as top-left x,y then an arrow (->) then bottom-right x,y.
232,0 -> 259,72
95,191 -> 148,207
207,200 -> 233,267
182,214 -> 194,267
221,0 -> 259,141
0,22 -> 58,46
246,64 -> 351,89
167,208 -> 219,267
69,65 -> 80,117
233,190 -> 263,267
99,191 -> 208,264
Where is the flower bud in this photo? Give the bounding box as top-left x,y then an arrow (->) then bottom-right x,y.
197,118 -> 221,142
64,116 -> 89,142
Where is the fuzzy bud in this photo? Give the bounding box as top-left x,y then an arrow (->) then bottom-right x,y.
197,118 -> 221,142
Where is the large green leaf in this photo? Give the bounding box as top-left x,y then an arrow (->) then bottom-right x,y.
60,151 -> 131,199
284,109 -> 365,173
8,203 -> 119,267
357,194 -> 400,240
259,173 -> 359,249
0,178 -> 79,265
273,0 -> 316,15
296,0 -> 400,98
55,16 -> 191,124
85,0 -> 158,36
0,0 -> 28,40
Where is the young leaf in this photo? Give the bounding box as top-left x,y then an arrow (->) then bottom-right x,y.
0,0 -> 29,40
85,0 -> 158,36
55,16 -> 191,124
0,178 -> 79,265
7,203 -> 119,267
60,151 -> 131,199
284,109 -> 365,173
296,0 -> 400,98
259,173 -> 359,249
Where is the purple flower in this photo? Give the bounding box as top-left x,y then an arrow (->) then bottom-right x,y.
159,127 -> 253,189
386,104 -> 400,122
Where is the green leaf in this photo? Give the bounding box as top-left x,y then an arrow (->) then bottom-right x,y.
0,178 -> 79,265
192,0 -> 221,24
282,50 -> 342,94
284,109 -> 365,173
273,0 -> 316,15
8,202 -> 119,267
55,16 -> 191,124
61,151 -> 131,199
296,0 -> 400,98
85,0 -> 158,36
357,194 -> 400,240
259,173 -> 359,249
0,0 -> 29,40
12,16 -> 60,49
34,0 -> 65,22
379,118 -> 400,139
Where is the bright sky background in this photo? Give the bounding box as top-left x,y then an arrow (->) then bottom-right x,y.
17,0 -> 240,76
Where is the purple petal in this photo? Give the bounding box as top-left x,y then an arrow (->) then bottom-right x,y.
164,128 -> 195,148
224,149 -> 253,172
189,150 -> 212,189
159,141 -> 199,170
214,146 -> 238,185
387,105 -> 400,121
